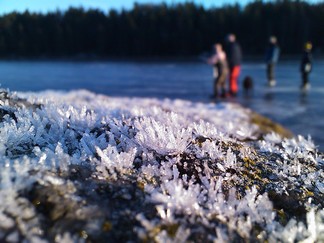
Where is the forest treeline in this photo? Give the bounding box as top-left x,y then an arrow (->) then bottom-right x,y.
0,0 -> 323,58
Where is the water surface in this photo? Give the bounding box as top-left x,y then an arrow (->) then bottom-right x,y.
0,59 -> 323,149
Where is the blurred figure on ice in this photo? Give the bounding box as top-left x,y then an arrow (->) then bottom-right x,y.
225,33 -> 242,97
207,43 -> 229,98
265,36 -> 280,87
300,41 -> 313,91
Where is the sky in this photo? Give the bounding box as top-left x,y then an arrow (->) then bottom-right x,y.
0,0 -> 322,15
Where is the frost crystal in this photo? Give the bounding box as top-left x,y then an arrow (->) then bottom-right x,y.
0,89 -> 322,242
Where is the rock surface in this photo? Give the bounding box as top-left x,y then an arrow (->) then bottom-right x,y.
0,89 -> 323,242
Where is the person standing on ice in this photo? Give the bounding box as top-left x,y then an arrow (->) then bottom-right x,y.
225,33 -> 242,97
207,43 -> 229,98
265,36 -> 280,87
300,41 -> 313,90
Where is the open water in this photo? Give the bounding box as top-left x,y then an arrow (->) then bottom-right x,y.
0,59 -> 323,149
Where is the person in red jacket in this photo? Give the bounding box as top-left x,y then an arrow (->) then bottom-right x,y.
225,33 -> 242,96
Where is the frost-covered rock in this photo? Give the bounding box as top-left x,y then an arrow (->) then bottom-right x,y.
0,89 -> 323,242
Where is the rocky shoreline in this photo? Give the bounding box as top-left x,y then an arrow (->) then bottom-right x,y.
0,90 -> 323,242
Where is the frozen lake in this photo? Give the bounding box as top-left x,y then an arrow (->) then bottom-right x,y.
0,59 -> 323,149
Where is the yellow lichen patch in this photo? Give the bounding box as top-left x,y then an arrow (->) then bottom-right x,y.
302,188 -> 314,198
137,181 -> 146,191
102,221 -> 112,232
243,157 -> 256,168
276,209 -> 288,225
148,223 -> 180,240
162,223 -> 179,238
138,176 -> 159,189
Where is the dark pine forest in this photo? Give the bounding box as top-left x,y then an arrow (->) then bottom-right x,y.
0,0 -> 323,58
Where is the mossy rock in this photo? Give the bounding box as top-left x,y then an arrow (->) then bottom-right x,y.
250,111 -> 293,138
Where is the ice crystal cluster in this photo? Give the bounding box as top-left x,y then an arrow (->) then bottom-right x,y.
0,89 -> 323,242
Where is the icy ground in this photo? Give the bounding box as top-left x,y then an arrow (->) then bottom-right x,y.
0,89 -> 323,242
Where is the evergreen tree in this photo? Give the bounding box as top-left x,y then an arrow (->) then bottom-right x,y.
0,1 -> 322,58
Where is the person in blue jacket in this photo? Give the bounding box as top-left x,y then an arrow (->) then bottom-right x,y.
300,42 -> 313,90
265,36 -> 280,87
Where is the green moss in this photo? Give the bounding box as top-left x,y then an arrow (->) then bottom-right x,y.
250,112 -> 293,138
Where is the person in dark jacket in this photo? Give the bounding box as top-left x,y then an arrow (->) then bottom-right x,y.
300,42 -> 313,90
225,33 -> 242,96
207,43 -> 229,98
265,36 -> 280,87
